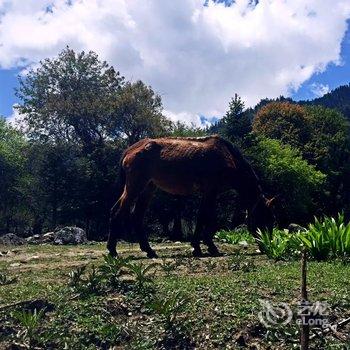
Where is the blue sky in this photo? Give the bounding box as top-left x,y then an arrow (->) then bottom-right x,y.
0,67 -> 20,117
293,21 -> 350,101
1,0 -> 350,124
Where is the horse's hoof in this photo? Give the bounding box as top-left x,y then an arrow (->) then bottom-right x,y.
147,250 -> 158,259
192,249 -> 203,258
107,249 -> 118,258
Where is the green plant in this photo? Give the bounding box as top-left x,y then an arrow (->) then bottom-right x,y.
257,229 -> 302,260
99,254 -> 130,287
301,213 -> 350,260
227,251 -> 256,272
12,308 -> 45,347
68,266 -> 86,289
84,265 -> 101,294
68,265 -> 102,296
148,292 -> 189,330
0,272 -> 17,285
126,262 -> 157,289
160,258 -> 177,277
227,251 -> 244,271
215,229 -> 254,245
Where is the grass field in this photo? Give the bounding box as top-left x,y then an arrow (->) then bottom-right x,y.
0,241 -> 349,349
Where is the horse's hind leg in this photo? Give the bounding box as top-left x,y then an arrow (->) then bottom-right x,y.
108,175 -> 148,257
108,190 -> 129,256
132,183 -> 157,258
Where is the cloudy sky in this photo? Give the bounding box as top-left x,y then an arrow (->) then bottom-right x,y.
0,0 -> 350,125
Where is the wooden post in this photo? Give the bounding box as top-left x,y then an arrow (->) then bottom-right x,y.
300,249 -> 309,350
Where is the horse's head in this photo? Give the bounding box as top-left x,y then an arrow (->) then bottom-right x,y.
247,195 -> 276,236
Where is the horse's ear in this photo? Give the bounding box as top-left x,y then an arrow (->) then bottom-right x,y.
266,196 -> 278,208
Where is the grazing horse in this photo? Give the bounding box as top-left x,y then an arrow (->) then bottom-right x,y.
108,135 -> 274,258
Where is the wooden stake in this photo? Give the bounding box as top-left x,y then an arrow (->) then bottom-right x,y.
300,249 -> 309,350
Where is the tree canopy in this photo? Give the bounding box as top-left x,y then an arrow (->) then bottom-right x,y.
16,47 -> 124,148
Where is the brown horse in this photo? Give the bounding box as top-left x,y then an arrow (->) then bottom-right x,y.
108,135 -> 274,258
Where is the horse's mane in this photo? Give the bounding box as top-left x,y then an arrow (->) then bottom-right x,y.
219,137 -> 263,193
166,135 -> 219,142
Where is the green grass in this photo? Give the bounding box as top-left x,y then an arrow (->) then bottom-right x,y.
0,243 -> 349,349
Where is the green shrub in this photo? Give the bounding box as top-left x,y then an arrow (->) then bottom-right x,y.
215,229 -> 254,245
301,213 -> 350,260
99,254 -> 130,288
246,137 -> 326,223
12,308 -> 45,347
67,265 -> 103,296
148,292 -> 189,331
0,271 -> 17,285
126,262 -> 157,290
257,229 -> 302,260
258,214 -> 350,261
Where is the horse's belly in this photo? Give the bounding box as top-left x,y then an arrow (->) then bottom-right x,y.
152,173 -> 200,196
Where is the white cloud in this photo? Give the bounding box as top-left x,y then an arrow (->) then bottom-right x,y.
0,0 -> 349,124
310,82 -> 330,98
163,110 -> 202,126
6,104 -> 27,129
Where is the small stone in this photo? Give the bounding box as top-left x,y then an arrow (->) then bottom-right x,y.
239,240 -> 249,248
10,263 -> 21,267
0,233 -> 26,246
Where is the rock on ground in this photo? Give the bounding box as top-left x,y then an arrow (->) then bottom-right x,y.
0,233 -> 26,246
288,223 -> 307,233
53,226 -> 87,245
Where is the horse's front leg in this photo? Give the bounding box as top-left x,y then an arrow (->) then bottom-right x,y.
192,190 -> 218,257
132,183 -> 158,259
201,191 -> 221,257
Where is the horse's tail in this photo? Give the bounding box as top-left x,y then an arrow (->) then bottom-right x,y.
115,153 -> 127,202
110,153 -> 127,218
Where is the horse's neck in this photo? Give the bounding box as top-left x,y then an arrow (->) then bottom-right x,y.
237,179 -> 263,210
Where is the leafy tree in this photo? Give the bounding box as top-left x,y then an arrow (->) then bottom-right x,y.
252,102 -> 350,216
110,81 -> 172,145
303,105 -> 349,171
0,118 -> 28,233
252,102 -> 310,149
16,47 -> 124,150
246,136 -> 326,224
170,121 -> 207,138
23,141 -> 122,237
305,106 -> 350,216
14,48 -> 127,237
220,93 -> 251,143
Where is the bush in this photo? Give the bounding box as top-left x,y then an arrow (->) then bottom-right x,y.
246,137 -> 326,223
301,213 -> 350,260
257,214 -> 350,261
215,229 -> 254,245
257,229 -> 303,260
